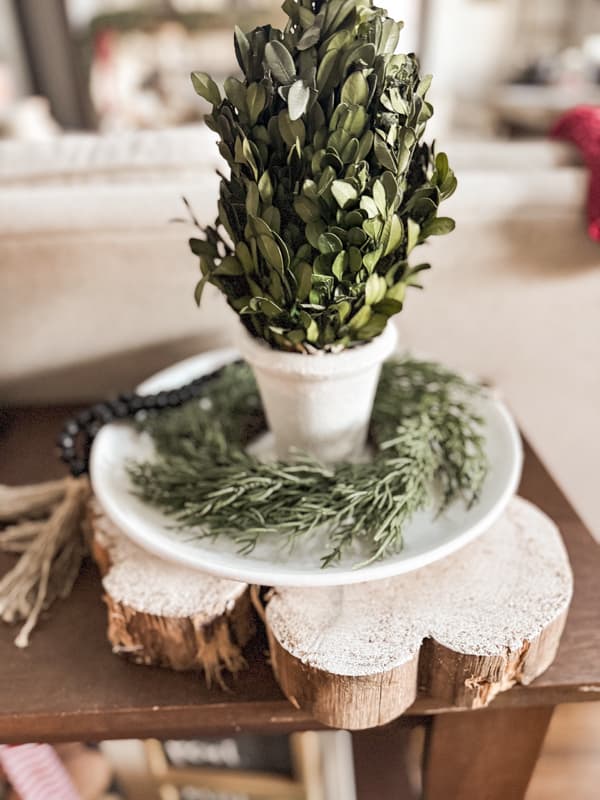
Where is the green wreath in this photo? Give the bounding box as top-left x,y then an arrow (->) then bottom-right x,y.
130,358 -> 488,567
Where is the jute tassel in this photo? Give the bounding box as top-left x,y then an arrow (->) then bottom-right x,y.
0,477 -> 90,647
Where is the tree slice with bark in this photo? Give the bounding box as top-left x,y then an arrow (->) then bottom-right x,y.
87,500 -> 255,687
264,497 -> 573,729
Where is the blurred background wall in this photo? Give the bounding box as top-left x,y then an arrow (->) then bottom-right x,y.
0,0 -> 599,539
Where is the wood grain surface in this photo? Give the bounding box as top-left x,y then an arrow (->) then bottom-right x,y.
0,407 -> 599,743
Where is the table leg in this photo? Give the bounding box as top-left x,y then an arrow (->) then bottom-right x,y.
352,719 -> 419,800
422,706 -> 554,800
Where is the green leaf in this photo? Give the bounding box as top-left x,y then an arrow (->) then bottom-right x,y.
282,0 -> 301,22
343,105 -> 368,136
247,82 -> 267,125
316,49 -> 339,94
215,255 -> 244,276
265,40 -> 296,84
417,74 -> 433,97
374,298 -> 403,316
334,299 -> 352,323
422,217 -> 456,236
365,271 -> 386,304
288,79 -> 311,120
360,194 -> 379,219
373,181 -> 387,217
380,19 -> 401,55
278,109 -> 306,147
189,238 -> 216,257
263,205 -> 281,234
324,0 -> 357,34
374,134 -> 396,171
256,297 -> 283,318
363,247 -> 383,273
191,72 -> 221,106
407,219 -> 420,253
257,235 -> 285,273
294,196 -> 321,224
297,25 -> 321,50
348,246 -> 363,273
236,241 -> 254,272
245,181 -> 259,216
387,281 -> 407,303
234,26 -> 250,76
331,180 -> 358,209
348,304 -> 372,331
435,152 -> 449,182
332,251 -> 348,280
381,171 -> 398,207
306,318 -> 320,343
341,71 -> 369,106
341,137 -> 359,164
306,218 -> 326,248
356,129 -> 374,161
194,275 -> 209,306
224,77 -> 247,114
356,312 -> 387,340
258,172 -> 273,205
295,261 -> 313,301
318,232 -> 344,254
384,215 -> 404,256
343,42 -> 376,73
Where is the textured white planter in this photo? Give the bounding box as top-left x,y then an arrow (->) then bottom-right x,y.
237,323 -> 398,463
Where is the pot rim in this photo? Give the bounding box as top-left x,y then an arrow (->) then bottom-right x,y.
236,321 -> 398,378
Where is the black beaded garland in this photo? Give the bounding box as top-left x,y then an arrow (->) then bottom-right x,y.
57,361 -> 240,477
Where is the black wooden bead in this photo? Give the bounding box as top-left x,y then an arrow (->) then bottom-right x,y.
109,400 -> 130,418
76,409 -> 93,426
58,433 -> 75,449
64,419 -> 80,436
70,459 -> 87,477
129,396 -> 144,412
92,403 -> 114,423
86,420 -> 103,439
155,391 -> 169,408
60,447 -> 76,463
167,391 -> 181,407
178,386 -> 193,402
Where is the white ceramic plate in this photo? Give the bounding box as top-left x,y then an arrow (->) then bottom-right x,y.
90,349 -> 523,587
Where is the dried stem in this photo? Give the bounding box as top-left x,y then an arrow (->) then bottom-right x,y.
0,477 -> 90,647
0,480 -> 67,524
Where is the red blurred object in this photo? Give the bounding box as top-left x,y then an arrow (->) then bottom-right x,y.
0,744 -> 80,800
551,105 -> 600,242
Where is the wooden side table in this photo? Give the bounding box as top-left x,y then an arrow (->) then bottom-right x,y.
1,407 -> 599,800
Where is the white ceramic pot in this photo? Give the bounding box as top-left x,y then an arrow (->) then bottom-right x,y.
237,323 -> 398,463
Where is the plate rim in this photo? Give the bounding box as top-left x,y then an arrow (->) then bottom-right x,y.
90,349 -> 523,587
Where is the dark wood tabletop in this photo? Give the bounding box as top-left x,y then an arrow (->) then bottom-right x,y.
1,407 -> 599,745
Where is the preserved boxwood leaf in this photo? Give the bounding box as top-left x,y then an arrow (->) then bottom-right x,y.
341,71 -> 369,106
331,180 -> 358,209
298,25 -> 321,50
288,79 -> 311,120
189,0 -> 456,352
265,40 -> 296,84
191,72 -> 221,106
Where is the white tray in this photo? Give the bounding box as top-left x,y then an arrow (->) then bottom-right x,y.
90,349 -> 523,587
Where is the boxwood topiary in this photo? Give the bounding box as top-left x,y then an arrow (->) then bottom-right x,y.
190,0 -> 457,352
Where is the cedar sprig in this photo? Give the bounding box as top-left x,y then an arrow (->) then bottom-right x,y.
129,359 -> 487,567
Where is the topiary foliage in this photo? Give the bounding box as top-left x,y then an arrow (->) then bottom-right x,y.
190,0 -> 457,352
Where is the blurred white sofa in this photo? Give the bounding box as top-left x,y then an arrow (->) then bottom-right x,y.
0,126 -> 598,538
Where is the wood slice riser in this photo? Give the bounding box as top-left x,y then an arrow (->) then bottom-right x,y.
88,501 -> 256,687
264,497 -> 573,730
